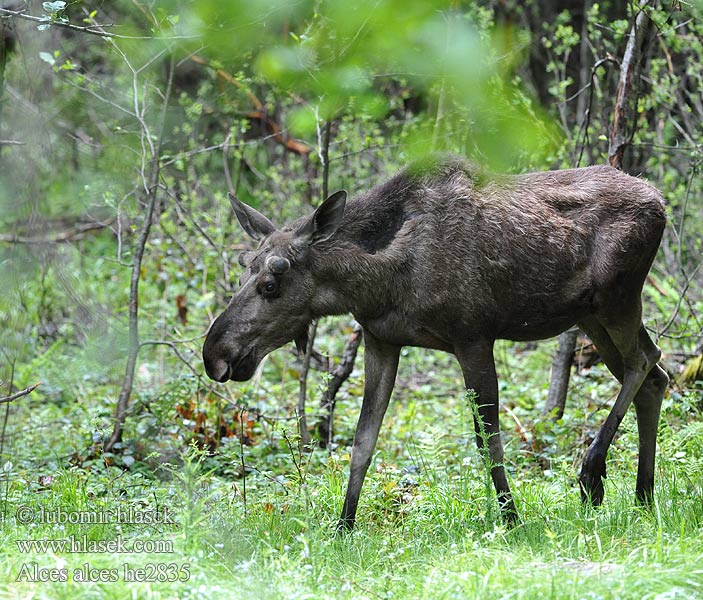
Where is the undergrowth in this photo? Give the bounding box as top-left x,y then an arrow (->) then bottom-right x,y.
1,348 -> 702,599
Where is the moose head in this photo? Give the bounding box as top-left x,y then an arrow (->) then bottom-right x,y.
202,191 -> 347,382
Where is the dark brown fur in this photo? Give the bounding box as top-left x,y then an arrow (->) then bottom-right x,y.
203,155 -> 668,530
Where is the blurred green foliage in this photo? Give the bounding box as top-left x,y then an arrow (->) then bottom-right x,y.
0,6 -> 701,597
0,0 -> 701,540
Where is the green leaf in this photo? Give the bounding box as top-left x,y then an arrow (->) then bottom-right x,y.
39,51 -> 56,66
287,106 -> 316,137
42,1 -> 66,13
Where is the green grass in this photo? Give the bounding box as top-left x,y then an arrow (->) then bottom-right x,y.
2,466 -> 703,599
2,340 -> 702,599
2,431 -> 703,598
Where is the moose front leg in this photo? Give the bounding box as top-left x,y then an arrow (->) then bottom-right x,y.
337,331 -> 400,532
455,340 -> 517,523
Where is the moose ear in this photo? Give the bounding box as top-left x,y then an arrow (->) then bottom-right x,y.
229,193 -> 276,240
296,190 -> 347,246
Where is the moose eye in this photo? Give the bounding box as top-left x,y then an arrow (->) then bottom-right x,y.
260,279 -> 279,299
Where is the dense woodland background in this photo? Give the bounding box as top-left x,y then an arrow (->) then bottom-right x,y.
1,1 -> 702,598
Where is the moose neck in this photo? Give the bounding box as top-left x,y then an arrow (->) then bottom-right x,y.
304,166 -> 420,321
306,234 -> 412,323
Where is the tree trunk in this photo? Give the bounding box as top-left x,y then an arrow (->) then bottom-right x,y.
544,1 -> 656,420
543,328 -> 578,419
608,1 -> 654,170
0,10 -> 13,145
104,184 -> 161,452
295,119 -> 333,449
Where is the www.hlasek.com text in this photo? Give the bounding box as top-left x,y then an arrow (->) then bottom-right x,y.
16,534 -> 173,554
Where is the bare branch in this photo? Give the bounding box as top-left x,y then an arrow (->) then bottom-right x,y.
316,323 -> 362,448
297,320 -> 317,449
139,340 -> 201,379
0,219 -> 116,244
657,261 -> 703,340
190,54 -> 311,156
0,7 -> 195,40
0,382 -> 41,405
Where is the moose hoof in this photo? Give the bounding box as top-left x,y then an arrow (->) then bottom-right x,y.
579,473 -> 604,506
335,517 -> 355,536
498,496 -> 519,526
635,487 -> 654,509
579,455 -> 607,506
501,506 -> 519,527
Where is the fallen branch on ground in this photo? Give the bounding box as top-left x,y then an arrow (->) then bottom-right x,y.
0,219 -> 116,244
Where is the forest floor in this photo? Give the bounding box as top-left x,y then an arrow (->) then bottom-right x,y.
1,339 -> 702,599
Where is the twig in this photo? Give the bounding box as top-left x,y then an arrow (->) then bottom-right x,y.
281,428 -> 307,484
658,160 -> 701,341
240,407 -> 247,517
190,54 -> 263,111
138,340 -> 200,379
0,7 -> 195,40
0,219 -> 116,244
189,54 -> 311,155
503,404 -> 530,445
159,129 -> 308,170
572,56 -> 618,167
0,382 -> 40,405
657,262 -> 703,340
0,359 -> 16,518
321,119 -> 332,199
222,132 -> 236,197
249,465 -> 288,495
160,186 -> 222,254
105,54 -> 176,452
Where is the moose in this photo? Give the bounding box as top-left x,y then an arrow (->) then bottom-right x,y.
202,155 -> 668,530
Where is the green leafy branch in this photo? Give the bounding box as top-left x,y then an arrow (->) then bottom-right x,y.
37,1 -> 68,32
0,5 -> 192,40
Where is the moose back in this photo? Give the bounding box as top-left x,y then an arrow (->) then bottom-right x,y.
202,155 -> 668,530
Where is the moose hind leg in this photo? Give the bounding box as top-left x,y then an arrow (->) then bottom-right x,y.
578,314 -> 662,506
455,341 -> 517,523
632,327 -> 668,505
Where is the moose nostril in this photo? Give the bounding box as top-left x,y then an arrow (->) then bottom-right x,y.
208,359 -> 231,382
